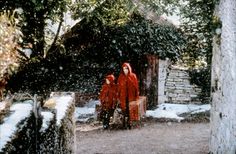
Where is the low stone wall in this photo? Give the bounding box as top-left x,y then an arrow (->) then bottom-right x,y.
165,66 -> 202,104
50,92 -> 76,153
38,110 -> 57,153
0,92 -> 76,153
0,100 -> 36,153
158,62 -> 202,104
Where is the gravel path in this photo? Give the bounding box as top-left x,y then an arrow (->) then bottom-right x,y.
76,121 -> 210,154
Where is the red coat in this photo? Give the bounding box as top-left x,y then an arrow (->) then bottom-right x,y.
117,63 -> 139,111
99,75 -> 117,111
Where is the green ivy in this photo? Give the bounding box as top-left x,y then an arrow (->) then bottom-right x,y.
66,11 -> 185,61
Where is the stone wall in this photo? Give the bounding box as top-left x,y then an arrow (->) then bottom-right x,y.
158,61 -> 202,104
0,100 -> 37,153
39,110 -> 57,153
165,66 -> 201,104
0,92 -> 76,153
51,92 -> 76,153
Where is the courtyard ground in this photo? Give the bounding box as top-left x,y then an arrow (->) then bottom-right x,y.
76,121 -> 210,154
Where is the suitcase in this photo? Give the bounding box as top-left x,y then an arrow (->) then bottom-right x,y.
129,96 -> 147,122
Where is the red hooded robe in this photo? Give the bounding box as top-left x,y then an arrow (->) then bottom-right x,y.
99,75 -> 117,111
117,63 -> 139,111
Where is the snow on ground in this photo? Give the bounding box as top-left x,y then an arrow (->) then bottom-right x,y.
0,101 -> 33,150
75,101 -> 210,123
75,100 -> 100,122
146,103 -> 211,122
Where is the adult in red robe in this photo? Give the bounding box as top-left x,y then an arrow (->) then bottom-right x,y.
117,63 -> 139,128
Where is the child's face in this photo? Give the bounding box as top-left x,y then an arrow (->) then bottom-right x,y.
106,79 -> 110,84
123,67 -> 129,75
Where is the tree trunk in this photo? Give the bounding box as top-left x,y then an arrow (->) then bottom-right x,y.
35,10 -> 46,57
139,55 -> 159,109
210,0 -> 236,153
23,9 -> 45,58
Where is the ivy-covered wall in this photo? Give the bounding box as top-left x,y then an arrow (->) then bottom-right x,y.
7,12 -> 185,100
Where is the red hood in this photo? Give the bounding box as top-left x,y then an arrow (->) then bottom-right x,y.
106,74 -> 115,83
122,62 -> 132,74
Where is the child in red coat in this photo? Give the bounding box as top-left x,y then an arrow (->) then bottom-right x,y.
99,74 -> 117,129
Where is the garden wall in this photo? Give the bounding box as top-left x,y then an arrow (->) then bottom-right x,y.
0,92 -> 76,153
158,60 -> 202,104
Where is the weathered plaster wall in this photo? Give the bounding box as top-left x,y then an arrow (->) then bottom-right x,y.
158,59 -> 169,104
210,0 -> 236,153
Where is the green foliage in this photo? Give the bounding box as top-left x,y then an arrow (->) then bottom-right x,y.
180,0 -> 215,66
139,0 -> 180,16
178,0 -> 217,100
68,11 -> 185,60
112,13 -> 185,60
70,0 -> 104,18
7,9 -> 185,96
139,0 -> 218,101
64,11 -> 185,90
1,0 -> 71,57
0,12 -> 21,81
71,0 -> 133,26
188,66 -> 211,103
136,0 -> 217,67
211,15 -> 222,45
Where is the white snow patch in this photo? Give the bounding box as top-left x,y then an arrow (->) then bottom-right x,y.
146,110 -> 184,121
146,103 -> 210,121
75,100 -> 100,122
75,107 -> 95,122
40,111 -> 54,132
84,100 -> 100,108
0,101 -> 33,150
191,104 -> 211,114
53,95 -> 73,125
74,101 -> 210,122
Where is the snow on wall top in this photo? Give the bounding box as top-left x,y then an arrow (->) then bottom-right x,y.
40,111 -> 54,132
52,95 -> 74,125
0,100 -> 33,150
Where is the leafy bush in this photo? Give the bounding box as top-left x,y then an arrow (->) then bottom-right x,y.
0,12 -> 22,79
188,66 -> 211,103
0,12 -> 23,100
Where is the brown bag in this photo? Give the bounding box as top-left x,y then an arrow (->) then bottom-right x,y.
112,106 -> 123,125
